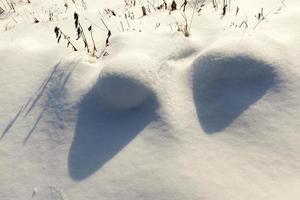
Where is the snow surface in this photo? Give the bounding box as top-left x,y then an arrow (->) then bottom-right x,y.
0,0 -> 300,199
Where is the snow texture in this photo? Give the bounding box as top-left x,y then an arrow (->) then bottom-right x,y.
0,0 -> 300,199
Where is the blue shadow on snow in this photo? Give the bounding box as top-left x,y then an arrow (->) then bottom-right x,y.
193,54 -> 277,133
68,85 -> 159,180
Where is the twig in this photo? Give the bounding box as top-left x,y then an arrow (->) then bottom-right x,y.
253,7 -> 276,30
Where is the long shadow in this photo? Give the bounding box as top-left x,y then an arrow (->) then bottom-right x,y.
25,61 -> 61,116
193,54 -> 277,133
23,107 -> 46,144
1,105 -> 24,140
68,86 -> 159,181
22,60 -> 75,143
1,61 -> 63,141
24,61 -> 79,142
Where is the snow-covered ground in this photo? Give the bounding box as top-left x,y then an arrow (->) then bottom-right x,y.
0,0 -> 300,199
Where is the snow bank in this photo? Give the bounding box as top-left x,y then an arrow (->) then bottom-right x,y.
192,43 -> 278,133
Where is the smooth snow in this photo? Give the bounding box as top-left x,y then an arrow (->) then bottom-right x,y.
0,0 -> 300,199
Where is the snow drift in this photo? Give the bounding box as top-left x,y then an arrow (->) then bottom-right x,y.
96,54 -> 155,110
1,0 -> 300,199
193,44 -> 278,133
69,77 -> 159,181
97,73 -> 152,109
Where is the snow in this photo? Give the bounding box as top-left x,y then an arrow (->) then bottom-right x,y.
192,46 -> 278,133
96,53 -> 154,110
0,0 -> 300,199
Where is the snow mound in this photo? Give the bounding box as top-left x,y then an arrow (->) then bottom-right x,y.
97,73 -> 152,109
193,48 -> 278,133
96,54 -> 154,110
